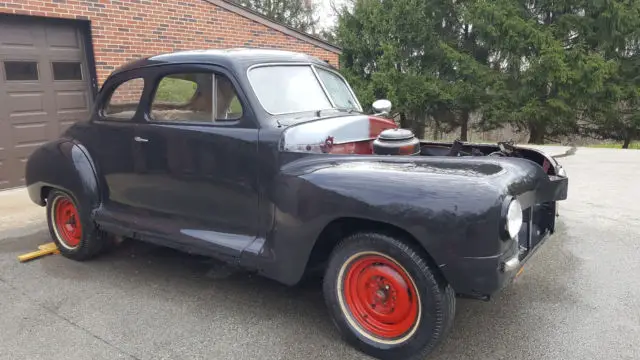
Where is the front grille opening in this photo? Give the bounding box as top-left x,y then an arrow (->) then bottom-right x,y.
517,202 -> 556,260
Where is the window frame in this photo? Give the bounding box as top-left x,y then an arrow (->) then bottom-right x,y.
246,62 -> 363,116
51,61 -> 84,81
3,60 -> 40,82
145,64 -> 255,128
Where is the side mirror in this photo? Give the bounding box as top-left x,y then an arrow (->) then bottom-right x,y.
372,99 -> 392,115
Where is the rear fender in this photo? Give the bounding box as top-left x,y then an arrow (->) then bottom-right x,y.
25,139 -> 101,213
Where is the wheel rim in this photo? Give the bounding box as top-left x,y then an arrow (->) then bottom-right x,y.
53,196 -> 82,249
341,252 -> 420,342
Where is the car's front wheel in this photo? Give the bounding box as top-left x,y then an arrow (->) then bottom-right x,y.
323,232 -> 455,360
46,189 -> 111,261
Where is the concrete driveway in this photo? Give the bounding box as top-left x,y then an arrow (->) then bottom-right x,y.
0,146 -> 638,360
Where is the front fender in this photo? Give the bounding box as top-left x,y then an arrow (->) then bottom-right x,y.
25,138 -> 100,213
257,155 -> 532,286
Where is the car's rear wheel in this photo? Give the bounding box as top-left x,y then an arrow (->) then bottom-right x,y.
46,189 -> 111,260
323,232 -> 455,360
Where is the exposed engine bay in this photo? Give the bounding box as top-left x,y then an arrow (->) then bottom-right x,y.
281,114 -> 561,176
372,128 -> 558,176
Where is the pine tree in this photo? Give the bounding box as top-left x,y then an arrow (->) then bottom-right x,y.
231,0 -> 320,34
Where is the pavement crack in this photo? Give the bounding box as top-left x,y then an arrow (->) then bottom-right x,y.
0,276 -> 142,360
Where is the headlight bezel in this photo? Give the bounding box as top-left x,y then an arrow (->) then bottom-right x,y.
500,196 -> 523,241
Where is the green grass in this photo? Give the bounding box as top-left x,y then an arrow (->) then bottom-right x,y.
155,78 -> 197,104
587,142 -> 640,149
154,78 -> 244,116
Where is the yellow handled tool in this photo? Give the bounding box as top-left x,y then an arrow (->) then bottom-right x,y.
18,242 -> 60,262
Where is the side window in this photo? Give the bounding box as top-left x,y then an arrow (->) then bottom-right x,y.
150,72 -> 244,123
103,78 -> 145,121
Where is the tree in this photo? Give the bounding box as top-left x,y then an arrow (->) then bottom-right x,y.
231,0 -> 321,34
336,0 -> 640,146
467,0 -> 613,143
334,0 -> 499,140
572,0 -> 640,148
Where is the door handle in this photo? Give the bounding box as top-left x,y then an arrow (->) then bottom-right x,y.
134,136 -> 149,143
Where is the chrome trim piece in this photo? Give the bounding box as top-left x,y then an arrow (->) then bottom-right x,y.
502,255 -> 520,273
332,137 -> 377,145
557,166 -> 567,177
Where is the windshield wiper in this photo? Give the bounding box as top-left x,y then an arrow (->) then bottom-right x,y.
315,108 -> 360,117
337,107 -> 361,113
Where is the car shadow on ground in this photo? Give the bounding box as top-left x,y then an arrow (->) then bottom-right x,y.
0,221 -> 578,359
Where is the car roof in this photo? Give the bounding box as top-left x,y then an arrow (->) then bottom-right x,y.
110,48 -> 334,77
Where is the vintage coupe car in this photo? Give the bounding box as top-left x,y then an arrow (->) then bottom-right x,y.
25,48 -> 568,360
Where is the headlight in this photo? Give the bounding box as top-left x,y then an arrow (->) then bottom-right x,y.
505,199 -> 523,239
557,166 -> 567,177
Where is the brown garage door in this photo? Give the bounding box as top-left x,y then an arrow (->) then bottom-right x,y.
0,16 -> 92,190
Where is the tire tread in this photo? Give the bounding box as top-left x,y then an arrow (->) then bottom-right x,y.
323,231 -> 455,360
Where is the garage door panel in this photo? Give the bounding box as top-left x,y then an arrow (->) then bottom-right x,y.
8,114 -> 50,128
6,157 -> 27,187
0,47 -> 46,58
55,86 -> 90,134
55,90 -> 89,110
9,134 -> 46,179
58,114 -> 89,134
0,27 -> 38,48
57,107 -> 89,119
45,24 -> 81,49
0,142 -> 9,188
7,91 -> 46,114
0,160 -> 10,188
12,122 -> 48,147
0,22 -> 45,54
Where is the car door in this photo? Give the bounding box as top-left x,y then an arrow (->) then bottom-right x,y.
73,74 -> 148,213
130,64 -> 260,257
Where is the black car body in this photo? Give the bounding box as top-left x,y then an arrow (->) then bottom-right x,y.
25,48 -> 568,360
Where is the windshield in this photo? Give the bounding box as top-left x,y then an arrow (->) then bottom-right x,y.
247,64 -> 362,115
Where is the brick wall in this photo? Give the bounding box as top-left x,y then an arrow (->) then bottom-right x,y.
0,0 -> 340,85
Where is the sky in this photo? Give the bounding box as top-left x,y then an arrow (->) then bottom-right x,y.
317,0 -> 346,29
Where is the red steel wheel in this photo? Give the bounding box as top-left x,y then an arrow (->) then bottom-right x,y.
46,189 -> 112,261
340,252 -> 421,343
52,196 -> 83,249
324,233 -> 455,360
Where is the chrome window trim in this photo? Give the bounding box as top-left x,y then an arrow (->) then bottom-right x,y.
246,62 -> 363,116
311,64 -> 363,112
211,73 -> 217,123
310,64 -> 336,108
